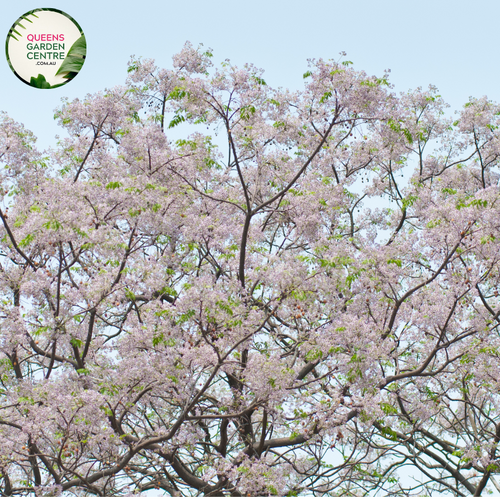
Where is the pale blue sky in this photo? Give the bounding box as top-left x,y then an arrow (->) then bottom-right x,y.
2,0 -> 499,149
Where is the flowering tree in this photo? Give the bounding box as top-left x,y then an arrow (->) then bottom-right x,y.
340,94 -> 500,499
1,42 -> 500,496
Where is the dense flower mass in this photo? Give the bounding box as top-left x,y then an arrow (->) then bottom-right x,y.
1,42 -> 500,496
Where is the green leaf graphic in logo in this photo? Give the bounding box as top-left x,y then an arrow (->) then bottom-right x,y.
7,10 -> 38,41
55,35 -> 86,80
30,74 -> 52,89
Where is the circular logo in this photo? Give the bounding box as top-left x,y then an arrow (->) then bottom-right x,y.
5,8 -> 86,89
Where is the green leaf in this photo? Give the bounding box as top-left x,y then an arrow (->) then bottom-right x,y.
252,76 -> 267,85
19,234 -> 35,247
56,59 -> 85,76
70,338 -> 83,349
106,181 -> 122,189
8,10 -> 39,41
152,333 -> 165,347
55,35 -> 86,78
30,74 -> 51,89
378,423 -> 398,441
380,402 -> 398,415
66,35 -> 86,57
387,258 -> 402,268
169,114 -> 186,129
320,91 -> 332,104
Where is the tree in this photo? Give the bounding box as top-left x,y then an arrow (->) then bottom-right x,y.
0,41 -> 500,496
338,94 -> 500,499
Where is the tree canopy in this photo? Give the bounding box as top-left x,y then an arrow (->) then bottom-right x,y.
1,42 -> 500,496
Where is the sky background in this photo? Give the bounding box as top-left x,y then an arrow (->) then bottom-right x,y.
1,0 -> 500,150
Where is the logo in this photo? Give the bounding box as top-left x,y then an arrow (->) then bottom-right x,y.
5,8 -> 86,89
